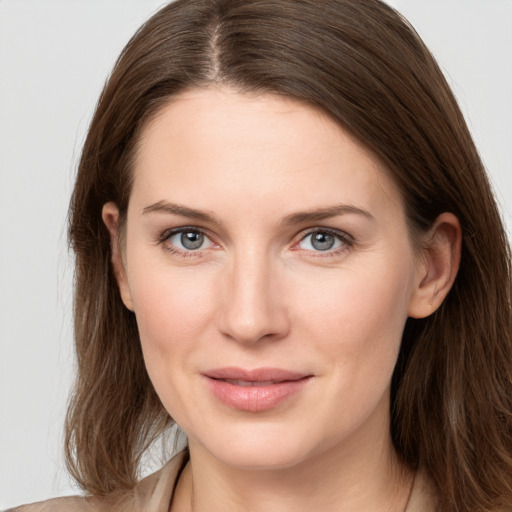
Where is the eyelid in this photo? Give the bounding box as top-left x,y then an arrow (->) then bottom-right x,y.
155,225 -> 354,257
293,227 -> 354,254
157,226 -> 218,254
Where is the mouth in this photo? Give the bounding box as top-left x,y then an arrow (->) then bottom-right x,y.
203,367 -> 313,412
219,379 -> 281,387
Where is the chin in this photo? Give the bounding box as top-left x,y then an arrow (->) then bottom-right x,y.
214,444 -> 311,471
188,418 -> 333,471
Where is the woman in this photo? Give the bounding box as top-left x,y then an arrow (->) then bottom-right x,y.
11,0 -> 512,511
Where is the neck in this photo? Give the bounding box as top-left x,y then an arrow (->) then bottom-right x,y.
173,426 -> 414,512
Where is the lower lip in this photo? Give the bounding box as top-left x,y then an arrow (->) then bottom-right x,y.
204,377 -> 311,412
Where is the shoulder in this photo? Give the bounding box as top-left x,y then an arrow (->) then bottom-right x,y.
4,495 -> 95,512
124,449 -> 188,511
6,450 -> 189,512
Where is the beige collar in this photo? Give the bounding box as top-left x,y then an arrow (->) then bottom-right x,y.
130,451 -> 439,512
11,451 -> 437,512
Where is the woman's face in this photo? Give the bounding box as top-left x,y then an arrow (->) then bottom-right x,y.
111,87 -> 428,470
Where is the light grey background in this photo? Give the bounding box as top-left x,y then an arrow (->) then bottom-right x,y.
1,0 -> 511,508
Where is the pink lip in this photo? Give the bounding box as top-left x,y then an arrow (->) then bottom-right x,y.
203,367 -> 312,412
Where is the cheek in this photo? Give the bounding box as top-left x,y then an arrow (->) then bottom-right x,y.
127,258 -> 216,365
298,261 -> 411,333
127,263 -> 219,421
293,256 -> 414,382
290,261 -> 414,442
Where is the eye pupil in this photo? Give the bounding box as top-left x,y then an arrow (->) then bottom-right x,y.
181,231 -> 204,250
311,232 -> 335,251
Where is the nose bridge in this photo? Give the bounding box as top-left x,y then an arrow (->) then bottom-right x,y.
218,243 -> 288,344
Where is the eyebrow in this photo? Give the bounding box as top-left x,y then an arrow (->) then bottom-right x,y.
142,201 -> 219,224
142,200 -> 374,225
281,205 -> 374,225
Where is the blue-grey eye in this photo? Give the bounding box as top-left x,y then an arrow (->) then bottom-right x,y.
298,231 -> 344,252
167,229 -> 212,251
181,231 -> 204,249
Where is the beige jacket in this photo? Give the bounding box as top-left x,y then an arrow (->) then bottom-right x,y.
7,451 -> 437,512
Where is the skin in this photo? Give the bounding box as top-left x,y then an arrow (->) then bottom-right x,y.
103,87 -> 461,512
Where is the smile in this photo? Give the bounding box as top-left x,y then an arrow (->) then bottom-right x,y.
203,367 -> 312,412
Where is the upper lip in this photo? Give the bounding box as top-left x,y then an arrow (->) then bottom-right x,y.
203,367 -> 310,382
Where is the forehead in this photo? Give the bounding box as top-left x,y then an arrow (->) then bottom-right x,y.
131,87 -> 404,220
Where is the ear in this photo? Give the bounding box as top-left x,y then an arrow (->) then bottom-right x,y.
102,202 -> 134,311
408,212 -> 462,319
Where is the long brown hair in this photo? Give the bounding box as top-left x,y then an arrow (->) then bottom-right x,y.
66,1 -> 512,510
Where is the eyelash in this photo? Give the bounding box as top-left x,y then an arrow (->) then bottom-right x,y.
157,226 -> 216,258
295,228 -> 354,257
156,226 -> 354,258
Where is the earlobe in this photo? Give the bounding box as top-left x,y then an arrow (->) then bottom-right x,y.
408,212 -> 462,319
102,202 -> 135,312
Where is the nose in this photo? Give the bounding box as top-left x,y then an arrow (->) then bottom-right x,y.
217,250 -> 290,345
